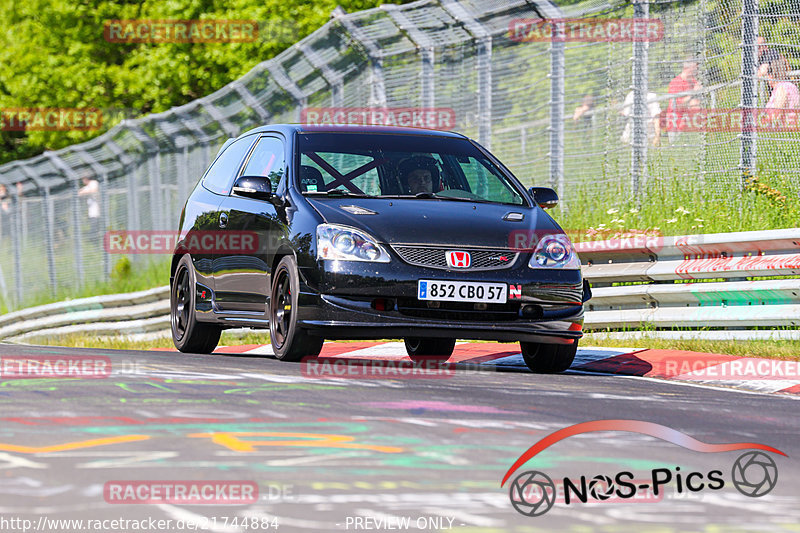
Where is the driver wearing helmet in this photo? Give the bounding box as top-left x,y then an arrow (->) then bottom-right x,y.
398,156 -> 440,195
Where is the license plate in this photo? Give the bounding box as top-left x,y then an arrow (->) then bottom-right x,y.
417,280 -> 507,303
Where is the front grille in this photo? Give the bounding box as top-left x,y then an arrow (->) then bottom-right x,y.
392,246 -> 518,271
397,299 -> 521,322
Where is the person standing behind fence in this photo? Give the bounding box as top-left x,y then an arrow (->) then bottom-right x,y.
664,60 -> 702,144
620,90 -> 662,147
0,184 -> 9,238
78,175 -> 101,241
757,37 -> 787,84
765,58 -> 800,110
572,94 -> 594,123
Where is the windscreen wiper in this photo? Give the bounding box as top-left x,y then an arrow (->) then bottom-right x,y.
378,192 -> 495,203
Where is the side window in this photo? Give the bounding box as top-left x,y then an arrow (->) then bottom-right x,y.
242,137 -> 285,184
202,136 -> 256,195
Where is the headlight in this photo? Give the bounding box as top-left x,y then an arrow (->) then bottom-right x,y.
529,233 -> 581,269
317,224 -> 391,262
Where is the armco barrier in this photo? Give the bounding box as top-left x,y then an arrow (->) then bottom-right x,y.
1,229 -> 798,343
0,286 -> 170,342
580,228 -> 800,332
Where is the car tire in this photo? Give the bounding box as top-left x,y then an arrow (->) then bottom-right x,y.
171,254 -> 222,354
404,337 -> 456,358
270,255 -> 324,361
520,341 -> 577,373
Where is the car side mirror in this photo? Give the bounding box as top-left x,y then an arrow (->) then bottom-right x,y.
232,175 -> 273,201
528,186 -> 558,209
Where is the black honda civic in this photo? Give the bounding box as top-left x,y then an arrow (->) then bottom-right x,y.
170,124 -> 590,373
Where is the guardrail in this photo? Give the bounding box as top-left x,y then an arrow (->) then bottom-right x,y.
1,229 -> 798,343
580,228 -> 800,333
0,286 -> 170,342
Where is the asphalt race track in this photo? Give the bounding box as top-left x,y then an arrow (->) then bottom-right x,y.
0,342 -> 797,533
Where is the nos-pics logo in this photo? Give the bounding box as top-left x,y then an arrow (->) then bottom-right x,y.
501,420 -> 785,517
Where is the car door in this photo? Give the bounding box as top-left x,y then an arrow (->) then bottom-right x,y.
214,134 -> 287,313
186,135 -> 257,296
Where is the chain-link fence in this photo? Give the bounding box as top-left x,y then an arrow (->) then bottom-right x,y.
0,0 -> 798,310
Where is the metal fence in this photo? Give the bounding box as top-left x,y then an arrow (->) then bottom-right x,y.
0,0 -> 798,310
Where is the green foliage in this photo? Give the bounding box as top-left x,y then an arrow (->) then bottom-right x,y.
0,0 -> 407,165
552,165 -> 800,239
110,255 -> 132,281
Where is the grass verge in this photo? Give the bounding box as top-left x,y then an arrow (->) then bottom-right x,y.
584,335 -> 800,361
20,332 -> 800,361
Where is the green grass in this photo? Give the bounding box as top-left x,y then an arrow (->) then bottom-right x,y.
548,156 -> 800,239
1,256 -> 172,315
585,334 -> 800,362
30,330 -> 273,351
24,332 -> 800,361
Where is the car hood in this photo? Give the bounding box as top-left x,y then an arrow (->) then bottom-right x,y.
305,197 -> 564,249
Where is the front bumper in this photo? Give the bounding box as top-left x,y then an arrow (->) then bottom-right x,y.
297,260 -> 586,344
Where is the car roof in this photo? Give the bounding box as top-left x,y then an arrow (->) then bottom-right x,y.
236,123 -> 468,140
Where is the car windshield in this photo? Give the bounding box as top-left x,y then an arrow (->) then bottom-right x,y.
296,132 -> 525,205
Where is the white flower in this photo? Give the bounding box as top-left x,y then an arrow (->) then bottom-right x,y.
666,218 -> 678,223
629,208 -> 639,214
694,218 -> 704,222
606,208 -> 619,215
675,206 -> 690,215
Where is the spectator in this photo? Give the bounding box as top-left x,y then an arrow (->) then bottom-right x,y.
620,90 -> 662,147
78,176 -> 101,240
757,36 -> 789,101
765,58 -> 800,110
0,184 -> 9,214
572,94 -> 594,122
665,60 -> 702,143
0,184 -> 9,239
757,36 -> 786,79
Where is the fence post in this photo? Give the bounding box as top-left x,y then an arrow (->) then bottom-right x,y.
332,7 -> 387,108
549,19 -> 565,201
71,178 -> 85,287
127,164 -> 140,240
440,0 -> 492,148
149,153 -> 162,231
178,146 -> 189,210
43,187 -> 57,296
631,0 -> 650,204
100,172 -> 110,277
384,5 -> 436,109
740,0 -> 759,181
300,43 -> 344,107
46,153 -> 85,288
11,185 -> 23,307
267,63 -> 308,122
